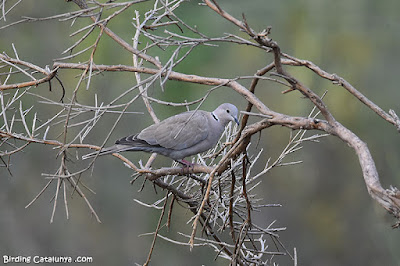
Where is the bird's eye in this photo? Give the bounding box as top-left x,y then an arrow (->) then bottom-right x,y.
226,109 -> 230,113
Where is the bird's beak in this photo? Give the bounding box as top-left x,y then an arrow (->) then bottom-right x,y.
233,116 -> 239,125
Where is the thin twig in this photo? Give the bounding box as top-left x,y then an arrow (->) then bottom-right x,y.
143,192 -> 169,266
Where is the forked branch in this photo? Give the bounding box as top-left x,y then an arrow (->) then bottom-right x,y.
203,0 -> 400,227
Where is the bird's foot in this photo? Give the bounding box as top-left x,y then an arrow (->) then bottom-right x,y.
177,159 -> 195,167
177,159 -> 196,175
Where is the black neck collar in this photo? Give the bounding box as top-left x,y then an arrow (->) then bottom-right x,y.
211,112 -> 219,121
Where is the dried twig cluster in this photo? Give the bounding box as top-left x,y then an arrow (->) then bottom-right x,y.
1,0 -> 400,265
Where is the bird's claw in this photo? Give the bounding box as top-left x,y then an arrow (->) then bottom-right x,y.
177,159 -> 196,175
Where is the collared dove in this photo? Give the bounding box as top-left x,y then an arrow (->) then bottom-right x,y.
82,103 -> 239,163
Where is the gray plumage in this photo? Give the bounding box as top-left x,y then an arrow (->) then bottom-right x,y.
82,103 -> 239,161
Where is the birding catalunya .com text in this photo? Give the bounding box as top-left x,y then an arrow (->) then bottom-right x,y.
3,255 -> 93,264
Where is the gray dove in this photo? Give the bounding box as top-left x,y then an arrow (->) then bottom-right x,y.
82,103 -> 239,164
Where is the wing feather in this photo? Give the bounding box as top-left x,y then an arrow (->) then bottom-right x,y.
138,111 -> 209,150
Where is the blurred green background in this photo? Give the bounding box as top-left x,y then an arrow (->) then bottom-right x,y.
1,0 -> 400,265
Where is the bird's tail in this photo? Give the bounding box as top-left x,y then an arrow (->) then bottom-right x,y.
81,144 -> 133,160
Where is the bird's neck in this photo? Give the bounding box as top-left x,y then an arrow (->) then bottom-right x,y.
211,112 -> 219,122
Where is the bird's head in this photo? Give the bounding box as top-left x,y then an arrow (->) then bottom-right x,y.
213,103 -> 239,126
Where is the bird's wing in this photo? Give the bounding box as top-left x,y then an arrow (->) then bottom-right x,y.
138,111 -> 209,150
